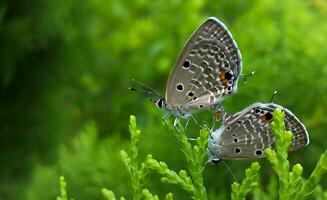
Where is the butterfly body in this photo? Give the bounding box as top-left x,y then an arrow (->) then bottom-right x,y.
207,103 -> 309,162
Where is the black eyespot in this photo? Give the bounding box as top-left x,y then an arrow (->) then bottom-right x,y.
235,148 -> 241,154
265,112 -> 273,120
255,108 -> 260,113
255,149 -> 263,156
227,86 -> 232,91
188,91 -> 194,97
226,126 -> 231,131
183,60 -> 190,68
199,105 -> 203,108
193,96 -> 197,101
176,84 -> 183,91
225,72 -> 233,80
233,138 -> 238,143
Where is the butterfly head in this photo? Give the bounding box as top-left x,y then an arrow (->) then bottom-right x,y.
155,97 -> 167,109
207,127 -> 224,164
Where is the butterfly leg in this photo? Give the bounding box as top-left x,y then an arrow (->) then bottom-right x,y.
173,117 -> 180,127
183,118 -> 191,131
161,112 -> 171,126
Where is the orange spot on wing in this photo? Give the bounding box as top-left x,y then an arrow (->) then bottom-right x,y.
215,112 -> 222,122
261,116 -> 272,124
219,71 -> 229,84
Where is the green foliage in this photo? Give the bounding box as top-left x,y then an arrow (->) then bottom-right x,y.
57,176 -> 73,200
262,108 -> 327,200
120,115 -> 149,200
231,162 -> 260,200
1,0 -> 327,199
145,122 -> 208,200
55,113 -> 326,200
102,188 -> 126,200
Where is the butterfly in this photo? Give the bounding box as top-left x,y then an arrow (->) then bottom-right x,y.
130,17 -> 242,126
207,103 -> 309,163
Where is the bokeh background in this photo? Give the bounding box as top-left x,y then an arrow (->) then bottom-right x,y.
0,0 -> 326,199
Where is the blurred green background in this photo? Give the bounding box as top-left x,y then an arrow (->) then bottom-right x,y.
0,0 -> 326,199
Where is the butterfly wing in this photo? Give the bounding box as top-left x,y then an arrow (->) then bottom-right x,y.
165,17 -> 242,110
215,103 -> 309,160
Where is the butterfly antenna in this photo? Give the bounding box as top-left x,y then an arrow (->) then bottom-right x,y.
131,79 -> 162,98
241,70 -> 256,84
270,90 -> 278,103
129,86 -> 155,96
222,160 -> 239,184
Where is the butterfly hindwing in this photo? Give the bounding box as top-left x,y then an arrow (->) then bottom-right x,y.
214,103 -> 309,160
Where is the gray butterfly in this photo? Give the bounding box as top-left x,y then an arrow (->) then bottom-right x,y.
207,103 -> 309,163
131,17 -> 242,125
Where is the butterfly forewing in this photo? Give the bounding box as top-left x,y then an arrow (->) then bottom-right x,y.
216,103 -> 309,160
165,17 -> 242,111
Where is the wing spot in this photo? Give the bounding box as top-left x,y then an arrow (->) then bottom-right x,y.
176,83 -> 184,92
225,71 -> 233,80
182,60 -> 190,69
234,147 -> 241,154
188,91 -> 194,97
265,112 -> 273,120
233,138 -> 238,143
255,149 -> 263,156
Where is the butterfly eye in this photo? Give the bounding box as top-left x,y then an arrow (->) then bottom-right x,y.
212,159 -> 220,164
156,98 -> 165,108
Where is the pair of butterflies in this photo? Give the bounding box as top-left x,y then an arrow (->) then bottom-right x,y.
131,17 -> 309,163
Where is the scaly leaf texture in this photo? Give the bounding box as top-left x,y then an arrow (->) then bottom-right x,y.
264,108 -> 292,199
146,120 -> 208,200
231,162 -> 261,200
301,150 -> 327,199
145,154 -> 195,193
120,115 -> 149,200
102,188 -> 117,200
56,176 -> 73,200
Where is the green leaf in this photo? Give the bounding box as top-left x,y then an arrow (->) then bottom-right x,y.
231,162 -> 261,200
102,188 -> 117,200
